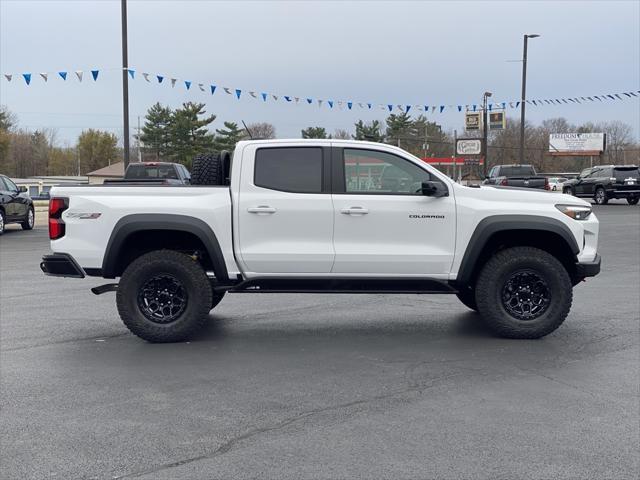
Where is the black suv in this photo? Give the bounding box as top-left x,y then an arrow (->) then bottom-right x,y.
563,165 -> 640,205
0,174 -> 35,235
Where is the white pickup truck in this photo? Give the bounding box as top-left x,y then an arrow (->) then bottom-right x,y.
41,140 -> 601,342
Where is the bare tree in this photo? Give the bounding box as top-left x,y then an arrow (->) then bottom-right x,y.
246,122 -> 276,139
332,128 -> 351,140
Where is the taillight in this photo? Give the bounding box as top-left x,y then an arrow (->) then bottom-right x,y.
544,177 -> 550,190
500,178 -> 508,186
49,197 -> 69,240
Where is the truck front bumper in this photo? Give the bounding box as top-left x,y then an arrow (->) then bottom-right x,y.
40,253 -> 85,278
575,253 -> 601,278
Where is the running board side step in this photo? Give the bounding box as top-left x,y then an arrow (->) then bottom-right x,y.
222,277 -> 457,294
91,283 -> 119,295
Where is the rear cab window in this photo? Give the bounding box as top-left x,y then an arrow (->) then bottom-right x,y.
254,147 -> 323,193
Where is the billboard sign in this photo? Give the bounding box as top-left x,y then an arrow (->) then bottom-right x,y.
489,111 -> 506,130
465,112 -> 481,131
549,133 -> 606,155
456,139 -> 482,155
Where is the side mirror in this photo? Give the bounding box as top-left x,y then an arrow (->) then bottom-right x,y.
421,181 -> 448,198
18,186 -> 27,193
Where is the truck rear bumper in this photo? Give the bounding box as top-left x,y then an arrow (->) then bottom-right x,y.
40,253 -> 85,278
575,254 -> 601,278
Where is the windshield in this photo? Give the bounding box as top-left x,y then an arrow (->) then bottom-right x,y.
500,166 -> 535,176
613,167 -> 639,180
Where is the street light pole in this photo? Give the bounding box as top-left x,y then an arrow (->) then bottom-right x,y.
519,33 -> 539,165
482,91 -> 492,177
121,0 -> 130,168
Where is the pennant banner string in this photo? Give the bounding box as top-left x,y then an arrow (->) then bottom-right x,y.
1,66 -> 638,114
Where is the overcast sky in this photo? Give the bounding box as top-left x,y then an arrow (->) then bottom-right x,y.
1,0 -> 639,146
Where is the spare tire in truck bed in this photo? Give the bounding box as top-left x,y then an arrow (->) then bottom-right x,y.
191,151 -> 231,186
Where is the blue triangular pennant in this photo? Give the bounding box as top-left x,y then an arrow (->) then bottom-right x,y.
472,105 -> 477,111
607,94 -> 615,100
328,100 -> 334,108
58,71 -> 67,80
457,106 -> 462,112
347,102 -> 353,110
284,96 -> 292,102
405,105 -> 411,113
424,105 -> 429,112
91,70 -> 99,81
184,81 -> 191,90
515,102 -> 520,108
22,73 -> 31,85
157,75 -> 164,83
127,69 -> 135,79
439,105 -> 445,113
501,102 -> 506,109
306,98 -> 313,104
367,103 -> 372,109
235,89 -> 241,99
387,104 -> 393,111
210,85 -> 216,94
261,92 -> 267,101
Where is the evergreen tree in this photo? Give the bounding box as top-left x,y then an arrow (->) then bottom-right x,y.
385,112 -> 413,146
168,102 -> 216,166
301,126 -> 328,139
139,102 -> 173,160
353,120 -> 384,142
213,121 -> 246,151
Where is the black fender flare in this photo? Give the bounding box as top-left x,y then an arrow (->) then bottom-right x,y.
456,215 -> 580,286
101,214 -> 229,281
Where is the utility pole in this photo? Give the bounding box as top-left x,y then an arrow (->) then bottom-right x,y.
452,129 -> 457,182
121,0 -> 130,168
482,91 -> 492,177
519,33 -> 540,165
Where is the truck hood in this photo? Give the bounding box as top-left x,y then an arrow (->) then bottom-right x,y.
472,184 -> 592,207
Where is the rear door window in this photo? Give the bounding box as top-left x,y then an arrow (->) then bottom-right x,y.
254,147 -> 323,193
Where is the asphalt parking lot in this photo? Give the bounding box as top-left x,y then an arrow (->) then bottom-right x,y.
1,203 -> 638,480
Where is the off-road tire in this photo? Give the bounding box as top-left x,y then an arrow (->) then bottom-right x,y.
0,209 -> 5,235
456,287 -> 478,311
116,250 -> 213,343
191,151 -> 230,186
627,196 -> 639,205
21,206 -> 35,230
475,246 -> 572,339
594,187 -> 608,205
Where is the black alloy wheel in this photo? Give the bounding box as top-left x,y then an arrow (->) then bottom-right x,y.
594,187 -> 608,205
501,270 -> 551,320
137,274 -> 188,324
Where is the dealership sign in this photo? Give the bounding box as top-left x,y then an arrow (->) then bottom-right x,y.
465,112 -> 481,130
456,139 -> 482,155
489,111 -> 506,130
549,133 -> 606,156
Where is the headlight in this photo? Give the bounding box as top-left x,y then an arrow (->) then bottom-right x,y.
555,204 -> 592,220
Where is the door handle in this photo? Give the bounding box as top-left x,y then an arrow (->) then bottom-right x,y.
341,206 -> 369,215
247,205 -> 276,214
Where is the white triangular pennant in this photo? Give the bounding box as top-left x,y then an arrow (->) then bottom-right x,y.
198,83 -> 205,91
318,99 -> 323,107
4,74 -> 12,82
170,78 -> 177,87
249,91 -> 257,98
272,94 -> 278,101
223,87 -> 232,94
39,73 -> 48,82
294,97 -> 299,103
75,70 -> 83,82
142,72 -> 150,82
